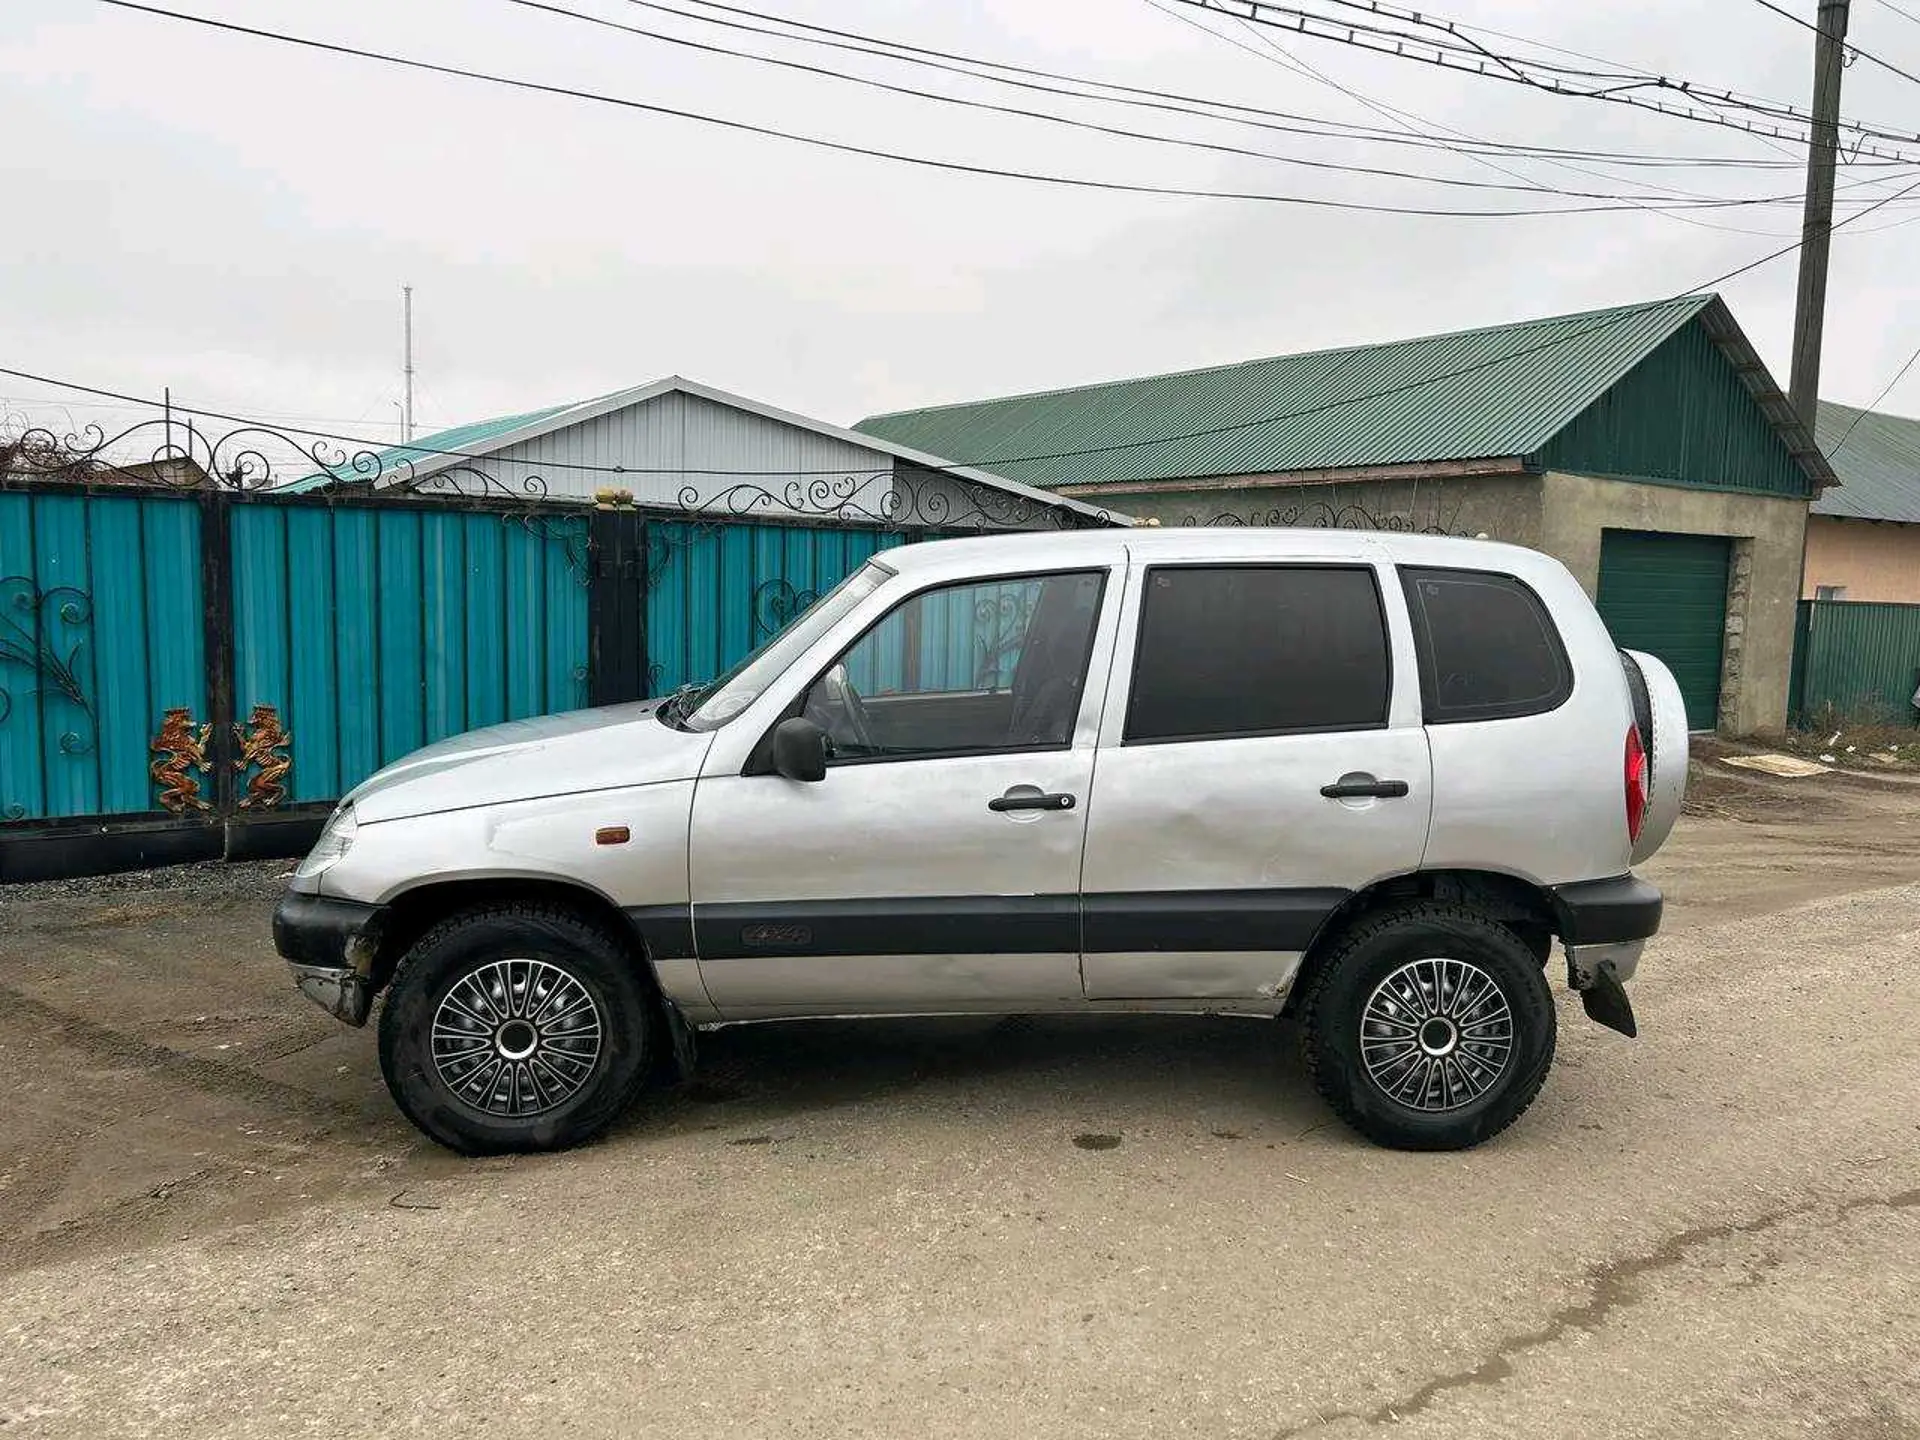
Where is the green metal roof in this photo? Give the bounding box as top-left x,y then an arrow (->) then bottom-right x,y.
280,402 -> 573,492
1815,401 -> 1920,522
856,295 -> 1820,493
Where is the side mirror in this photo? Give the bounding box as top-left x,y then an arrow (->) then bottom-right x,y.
770,716 -> 829,782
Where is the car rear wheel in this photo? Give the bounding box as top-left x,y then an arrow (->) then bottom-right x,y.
1299,903 -> 1555,1151
377,905 -> 654,1154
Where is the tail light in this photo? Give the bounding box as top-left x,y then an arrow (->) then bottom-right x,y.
1624,724 -> 1649,843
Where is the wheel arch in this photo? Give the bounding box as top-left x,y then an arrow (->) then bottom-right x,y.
1282,869 -> 1559,1018
367,877 -> 654,998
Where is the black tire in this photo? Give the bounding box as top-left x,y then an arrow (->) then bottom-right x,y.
377,905 -> 654,1155
1299,903 -> 1555,1151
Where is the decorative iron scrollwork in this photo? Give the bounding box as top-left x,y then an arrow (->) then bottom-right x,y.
644,520 -> 724,594
0,576 -> 97,758
678,466 -> 1114,532
234,703 -> 293,810
972,586 -> 1037,689
752,579 -> 821,641
1179,499 -> 1467,534
509,512 -> 590,583
150,707 -> 212,814
4,415 -> 1116,533
1,418 -> 558,503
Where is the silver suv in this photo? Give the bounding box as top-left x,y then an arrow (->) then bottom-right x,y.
275,528 -> 1687,1153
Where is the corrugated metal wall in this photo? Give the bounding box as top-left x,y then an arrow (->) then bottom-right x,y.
1538,323 -> 1812,498
1792,598 -> 1920,725
5,484 -> 1059,851
643,520 -> 903,695
0,489 -> 206,820
230,506 -> 589,804
846,579 -> 1042,694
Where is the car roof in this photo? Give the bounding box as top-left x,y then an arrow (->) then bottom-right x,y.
880,525 -> 1557,583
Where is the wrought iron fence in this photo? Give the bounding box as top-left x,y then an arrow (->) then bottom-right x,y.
1175,498 -> 1469,534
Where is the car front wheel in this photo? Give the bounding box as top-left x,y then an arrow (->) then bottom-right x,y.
1299,903 -> 1556,1151
377,905 -> 654,1154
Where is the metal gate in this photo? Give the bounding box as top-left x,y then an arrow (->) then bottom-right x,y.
2,482 -> 590,880
1596,529 -> 1732,730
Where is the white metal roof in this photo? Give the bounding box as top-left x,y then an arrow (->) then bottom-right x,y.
388,374 -> 1121,526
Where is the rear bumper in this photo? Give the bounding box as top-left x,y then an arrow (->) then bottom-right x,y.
1552,875 -> 1659,995
1564,938 -> 1644,988
1549,875 -> 1663,946
272,892 -> 384,1027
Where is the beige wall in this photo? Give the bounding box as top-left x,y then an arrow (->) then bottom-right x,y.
1802,516 -> 1920,602
1103,473 -> 1545,544
1539,471 -> 1808,736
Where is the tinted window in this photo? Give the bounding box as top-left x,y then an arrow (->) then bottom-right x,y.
1400,566 -> 1572,723
803,570 -> 1106,761
1125,566 -> 1390,743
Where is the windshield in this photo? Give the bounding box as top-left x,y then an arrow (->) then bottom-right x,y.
665,560 -> 894,731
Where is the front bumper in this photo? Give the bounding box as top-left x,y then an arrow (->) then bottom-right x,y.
273,892 -> 384,1027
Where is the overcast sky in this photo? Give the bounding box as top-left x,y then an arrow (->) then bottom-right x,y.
5,0 -> 1920,468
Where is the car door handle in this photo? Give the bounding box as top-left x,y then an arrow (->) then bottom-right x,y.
1320,779 -> 1410,799
988,791 -> 1077,812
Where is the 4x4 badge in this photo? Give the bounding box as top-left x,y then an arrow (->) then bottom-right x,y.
740,923 -> 812,949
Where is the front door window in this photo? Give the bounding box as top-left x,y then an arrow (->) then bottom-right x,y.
802,570 -> 1107,762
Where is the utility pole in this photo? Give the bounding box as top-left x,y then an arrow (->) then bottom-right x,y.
402,284 -> 416,444
1789,0 -> 1851,429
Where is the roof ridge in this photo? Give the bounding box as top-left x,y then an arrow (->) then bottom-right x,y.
860,294 -> 1715,424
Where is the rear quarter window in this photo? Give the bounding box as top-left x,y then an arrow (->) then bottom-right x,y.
1399,566 -> 1572,724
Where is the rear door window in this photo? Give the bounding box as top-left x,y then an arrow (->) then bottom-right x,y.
1399,566 -> 1572,723
1125,565 -> 1391,743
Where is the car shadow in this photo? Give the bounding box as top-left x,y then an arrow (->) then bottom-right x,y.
611,1011 -> 1335,1142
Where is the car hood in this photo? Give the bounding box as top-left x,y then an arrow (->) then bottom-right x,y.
345,700 -> 714,822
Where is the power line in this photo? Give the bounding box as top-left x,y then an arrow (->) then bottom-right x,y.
633,0 -> 1882,171
1829,340 -> 1920,451
96,0 -> 1793,219
1189,1 -> 1816,236
12,171 -> 1919,483
1873,0 -> 1920,26
499,0 -> 1853,208
1177,0 -> 1920,159
1750,0 -> 1920,87
1152,0 -> 1920,235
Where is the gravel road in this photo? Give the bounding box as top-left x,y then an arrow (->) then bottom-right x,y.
2,760 -> 1917,1439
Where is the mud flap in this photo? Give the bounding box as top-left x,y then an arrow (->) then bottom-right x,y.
1579,970 -> 1638,1038
661,996 -> 700,1079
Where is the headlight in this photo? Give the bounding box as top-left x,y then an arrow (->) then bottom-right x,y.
294,804 -> 358,879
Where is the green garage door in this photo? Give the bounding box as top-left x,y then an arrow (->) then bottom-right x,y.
1595,529 -> 1731,731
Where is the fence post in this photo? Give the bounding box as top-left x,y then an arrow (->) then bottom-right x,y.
199,489 -> 237,832
588,507 -> 650,705
1787,598 -> 1813,729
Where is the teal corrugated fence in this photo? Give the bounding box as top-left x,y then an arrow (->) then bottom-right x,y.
230,505 -> 589,805
643,521 -> 904,695
6,491 -> 978,851
0,489 -> 206,820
